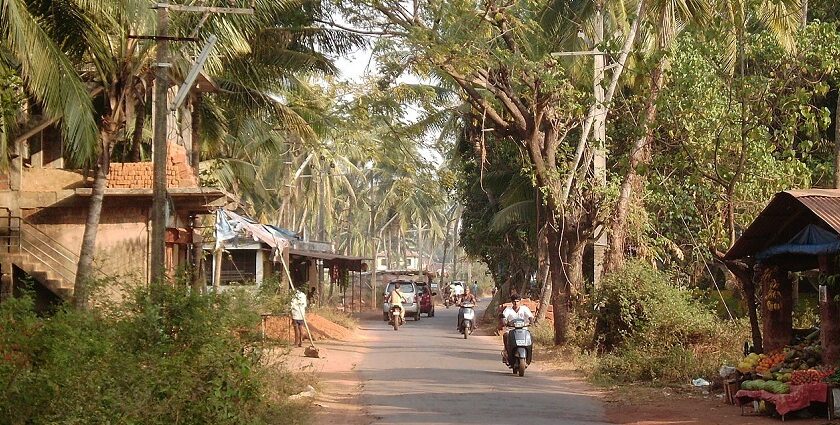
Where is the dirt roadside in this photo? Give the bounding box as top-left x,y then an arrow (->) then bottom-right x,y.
302,310 -> 840,425
283,312 -> 378,425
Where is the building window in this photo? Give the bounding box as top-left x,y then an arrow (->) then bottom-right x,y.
380,258 -> 387,266
406,258 -> 413,266
204,250 -> 257,285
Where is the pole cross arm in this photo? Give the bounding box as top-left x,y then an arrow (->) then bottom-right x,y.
171,34 -> 218,111
154,3 -> 254,14
550,50 -> 607,57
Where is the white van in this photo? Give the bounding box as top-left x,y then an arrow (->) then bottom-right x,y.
382,280 -> 420,321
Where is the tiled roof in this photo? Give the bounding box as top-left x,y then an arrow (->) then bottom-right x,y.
107,143 -> 197,189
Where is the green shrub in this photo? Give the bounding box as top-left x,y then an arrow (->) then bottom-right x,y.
594,260 -> 717,352
588,261 -> 747,383
0,281 -> 307,424
529,320 -> 554,346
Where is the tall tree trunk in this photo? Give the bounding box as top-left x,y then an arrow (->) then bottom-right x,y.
605,62 -> 665,273
759,266 -> 793,354
567,238 -> 586,297
835,89 -> 840,188
129,97 -> 146,162
548,224 -> 572,345
191,93 -> 202,178
714,251 -> 763,353
74,132 -> 113,309
801,0 -> 808,29
535,219 -> 551,322
483,272 -> 513,323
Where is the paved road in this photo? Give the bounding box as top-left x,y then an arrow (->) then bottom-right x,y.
353,299 -> 609,425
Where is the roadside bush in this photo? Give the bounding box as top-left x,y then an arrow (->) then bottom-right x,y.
0,282 -> 308,425
529,320 -> 554,346
594,261 -> 717,351
590,261 -> 746,383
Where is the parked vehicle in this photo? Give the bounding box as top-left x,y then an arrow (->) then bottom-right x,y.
416,283 -> 436,317
382,280 -> 421,321
504,318 -> 533,376
458,302 -> 475,339
389,304 -> 404,330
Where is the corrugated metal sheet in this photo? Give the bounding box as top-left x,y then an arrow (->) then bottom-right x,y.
725,190 -> 840,261
794,194 -> 840,234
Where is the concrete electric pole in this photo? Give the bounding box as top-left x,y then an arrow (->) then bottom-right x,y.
148,2 -> 253,282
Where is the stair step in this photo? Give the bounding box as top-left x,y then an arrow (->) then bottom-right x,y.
10,255 -> 73,300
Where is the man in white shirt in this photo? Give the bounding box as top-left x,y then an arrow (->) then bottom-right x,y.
499,294 -> 534,364
290,288 -> 308,347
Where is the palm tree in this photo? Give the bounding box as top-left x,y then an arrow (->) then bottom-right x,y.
0,0 -> 98,169
67,0 -> 360,307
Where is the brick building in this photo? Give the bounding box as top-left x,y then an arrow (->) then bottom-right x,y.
0,83 -> 225,307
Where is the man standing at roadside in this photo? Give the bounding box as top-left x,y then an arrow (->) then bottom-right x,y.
290,287 -> 308,347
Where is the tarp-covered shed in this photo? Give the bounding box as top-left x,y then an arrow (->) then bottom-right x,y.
726,190 -> 840,270
725,189 -> 840,362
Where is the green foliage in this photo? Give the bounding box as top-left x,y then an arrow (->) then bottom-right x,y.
594,261 -> 718,352
529,320 -> 554,346
0,283 -> 307,424
590,262 -> 750,382
793,293 -> 819,329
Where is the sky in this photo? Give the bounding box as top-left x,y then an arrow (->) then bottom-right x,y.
335,49 -> 376,82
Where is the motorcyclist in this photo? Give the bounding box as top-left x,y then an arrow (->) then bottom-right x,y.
498,294 -> 534,364
456,286 -> 478,330
452,282 -> 465,304
388,282 -> 406,322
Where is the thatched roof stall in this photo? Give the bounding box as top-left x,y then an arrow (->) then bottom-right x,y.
724,190 -> 840,363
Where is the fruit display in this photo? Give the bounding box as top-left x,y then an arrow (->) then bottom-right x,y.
734,340 -> 834,390
790,367 -> 835,385
741,379 -> 790,394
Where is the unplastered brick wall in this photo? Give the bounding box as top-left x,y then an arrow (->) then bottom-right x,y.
108,143 -> 198,189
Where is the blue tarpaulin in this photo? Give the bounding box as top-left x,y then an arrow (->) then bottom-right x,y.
756,224 -> 840,260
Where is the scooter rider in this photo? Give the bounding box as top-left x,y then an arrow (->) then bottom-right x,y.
388,282 -> 406,321
499,294 -> 534,364
457,286 -> 478,329
452,282 -> 465,304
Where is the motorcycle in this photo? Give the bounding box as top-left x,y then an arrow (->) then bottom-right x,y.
458,302 -> 475,339
503,318 -> 533,377
389,305 -> 404,331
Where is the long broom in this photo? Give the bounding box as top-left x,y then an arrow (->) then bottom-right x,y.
280,255 -> 321,358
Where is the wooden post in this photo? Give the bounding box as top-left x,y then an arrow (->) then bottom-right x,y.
822,284 -> 840,364
759,266 -> 793,354
213,248 -> 222,291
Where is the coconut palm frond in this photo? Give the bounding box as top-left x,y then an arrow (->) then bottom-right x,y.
489,200 -> 536,233
3,0 -> 98,165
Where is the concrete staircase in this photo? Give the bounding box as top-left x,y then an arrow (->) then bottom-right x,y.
8,252 -> 73,299
2,217 -> 77,301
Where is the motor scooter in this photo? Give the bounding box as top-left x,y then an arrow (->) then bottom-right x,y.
458,302 -> 475,339
503,318 -> 533,376
389,305 -> 404,331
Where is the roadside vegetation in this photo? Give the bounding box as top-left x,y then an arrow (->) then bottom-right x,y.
0,280 -> 309,424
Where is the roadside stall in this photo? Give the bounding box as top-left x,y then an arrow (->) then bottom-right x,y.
722,190 -> 840,419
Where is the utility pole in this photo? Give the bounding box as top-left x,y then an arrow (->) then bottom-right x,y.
148,1 -> 253,282
550,6 -> 610,289
591,5 -> 607,290
151,3 -> 170,283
